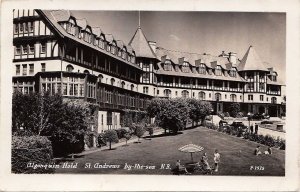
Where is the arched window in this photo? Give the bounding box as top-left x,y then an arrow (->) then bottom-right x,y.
271,97 -> 277,104
98,74 -> 103,83
182,62 -> 190,73
198,92 -> 206,100
131,84 -> 134,91
230,94 -> 237,102
215,66 -> 222,76
84,70 -> 90,74
66,64 -> 74,72
110,78 -> 115,86
215,93 -> 222,101
163,89 -> 171,98
121,81 -> 125,88
182,90 -> 189,98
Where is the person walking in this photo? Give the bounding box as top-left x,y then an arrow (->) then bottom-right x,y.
213,149 -> 221,172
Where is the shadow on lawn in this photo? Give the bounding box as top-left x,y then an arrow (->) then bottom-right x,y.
143,132 -> 183,139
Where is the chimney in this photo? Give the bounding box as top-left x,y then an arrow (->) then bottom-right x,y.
148,41 -> 156,53
229,52 -> 237,65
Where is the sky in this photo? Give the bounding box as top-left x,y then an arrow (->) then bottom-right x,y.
72,11 -> 286,82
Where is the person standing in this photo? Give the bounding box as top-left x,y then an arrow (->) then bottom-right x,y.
255,123 -> 259,134
213,149 -> 221,172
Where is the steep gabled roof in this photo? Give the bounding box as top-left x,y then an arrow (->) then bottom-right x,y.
238,46 -> 269,71
128,27 -> 156,58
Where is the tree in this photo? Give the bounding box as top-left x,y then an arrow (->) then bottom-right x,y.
124,133 -> 131,145
103,130 -> 119,149
229,103 -> 240,118
187,98 -> 213,126
135,125 -> 145,142
12,91 -> 90,156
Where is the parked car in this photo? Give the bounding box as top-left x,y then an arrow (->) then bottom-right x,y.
252,113 -> 270,120
219,120 -> 229,127
230,121 -> 247,131
261,120 -> 273,125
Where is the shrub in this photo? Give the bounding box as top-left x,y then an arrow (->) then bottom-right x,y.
124,133 -> 132,145
147,127 -> 154,137
97,133 -> 106,147
237,112 -> 245,118
229,103 -> 240,117
12,136 -> 54,173
224,112 -> 230,117
103,130 -> 119,150
135,125 -> 145,142
115,128 -> 129,139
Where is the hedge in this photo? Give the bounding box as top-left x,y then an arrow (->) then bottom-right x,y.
204,121 -> 285,150
12,136 -> 54,173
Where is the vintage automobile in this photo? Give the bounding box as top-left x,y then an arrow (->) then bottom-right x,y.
252,113 -> 270,120
230,121 -> 247,131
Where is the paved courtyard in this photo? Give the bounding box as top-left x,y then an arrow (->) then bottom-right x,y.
55,126 -> 285,176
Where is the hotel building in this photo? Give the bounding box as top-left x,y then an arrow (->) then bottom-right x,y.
12,9 -> 286,142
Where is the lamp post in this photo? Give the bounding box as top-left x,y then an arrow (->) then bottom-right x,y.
211,109 -> 214,125
247,112 -> 253,132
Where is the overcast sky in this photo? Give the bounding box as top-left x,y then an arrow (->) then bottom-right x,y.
72,11 -> 286,81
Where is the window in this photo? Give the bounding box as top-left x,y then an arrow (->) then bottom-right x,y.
259,83 -> 265,92
215,66 -> 222,76
271,97 -> 277,104
247,82 -> 254,92
22,64 -> 27,75
110,78 -> 115,86
41,43 -> 46,53
29,21 -> 34,32
209,93 -> 211,98
157,90 -> 160,95
175,91 -> 178,96
121,81 -> 125,89
84,70 -> 90,74
142,73 -> 150,83
163,89 -> 171,98
260,95 -> 264,101
199,64 -> 206,74
13,80 -> 34,94
215,93 -> 221,101
29,44 -> 34,54
24,23 -> 28,32
66,65 -> 74,72
182,90 -> 189,98
230,94 -> 237,102
19,23 -> 24,32
29,64 -> 34,75
131,84 -> 134,91
22,45 -> 28,54
248,95 -> 253,101
143,86 -> 149,94
41,63 -> 46,72
182,62 -> 190,73
198,92 -> 205,100
16,65 -> 20,75
229,68 -> 237,77
15,46 -> 21,55
14,24 -> 19,34
164,61 -> 172,71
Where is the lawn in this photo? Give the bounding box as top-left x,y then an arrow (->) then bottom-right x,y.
55,126 -> 285,176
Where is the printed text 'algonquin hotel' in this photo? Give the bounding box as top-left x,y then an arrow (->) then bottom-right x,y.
12,9 -> 286,142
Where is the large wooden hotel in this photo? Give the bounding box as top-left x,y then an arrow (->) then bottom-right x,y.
12,9 -> 285,137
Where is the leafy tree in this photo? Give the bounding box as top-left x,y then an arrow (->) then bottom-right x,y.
124,133 -> 131,145
135,125 -> 145,142
12,91 -> 89,156
187,98 -> 213,126
229,103 -> 240,118
103,130 -> 119,149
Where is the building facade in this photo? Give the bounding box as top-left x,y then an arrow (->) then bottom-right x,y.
12,9 -> 286,142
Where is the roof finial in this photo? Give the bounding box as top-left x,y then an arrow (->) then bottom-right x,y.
138,11 -> 141,28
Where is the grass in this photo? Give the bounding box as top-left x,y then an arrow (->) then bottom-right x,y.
55,126 -> 285,175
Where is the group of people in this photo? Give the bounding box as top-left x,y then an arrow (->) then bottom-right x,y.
249,123 -> 259,134
254,145 -> 273,156
175,149 -> 221,175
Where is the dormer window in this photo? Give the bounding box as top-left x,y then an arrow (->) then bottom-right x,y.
199,64 -> 206,74
182,62 -> 190,73
164,61 -> 172,71
215,65 -> 222,76
229,68 -> 237,77
107,44 -> 111,52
